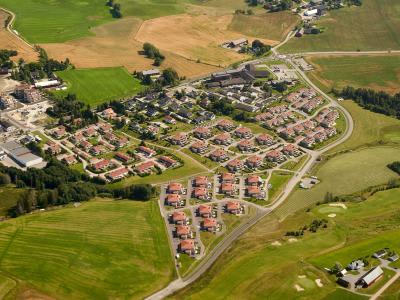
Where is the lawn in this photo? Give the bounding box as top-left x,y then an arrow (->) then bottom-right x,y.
54,67 -> 143,107
281,0 -> 400,53
275,146 -> 400,219
329,101 -> 400,153
169,187 -> 400,300
268,171 -> 293,202
307,55 -> 400,94
0,199 -> 174,299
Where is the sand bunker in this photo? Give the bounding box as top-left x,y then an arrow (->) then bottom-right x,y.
329,203 -> 347,209
294,284 -> 304,292
315,279 -> 323,287
271,241 -> 282,246
288,238 -> 298,243
328,213 -> 336,218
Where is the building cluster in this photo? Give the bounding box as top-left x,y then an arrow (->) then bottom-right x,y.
46,122 -> 179,182
335,248 -> 398,290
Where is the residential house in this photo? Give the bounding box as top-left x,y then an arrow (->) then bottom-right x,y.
226,158 -> 244,172
90,145 -> 105,156
214,133 -> 232,146
193,176 -> 208,188
221,172 -> 235,183
62,155 -> 77,165
178,239 -> 196,255
167,182 -> 184,194
356,266 -> 384,288
138,145 -> 156,157
266,150 -> 285,163
247,186 -> 262,198
201,218 -> 218,232
190,141 -> 208,154
234,127 -> 253,139
175,225 -> 192,240
246,155 -> 263,169
256,133 -> 274,146
226,201 -> 242,215
282,144 -> 300,157
115,152 -> 131,163
193,187 -> 208,200
194,127 -> 212,140
220,182 -> 234,196
106,167 -> 129,181
197,205 -> 212,218
209,149 -> 228,162
159,156 -> 178,168
135,161 -> 155,175
92,159 -> 111,172
217,119 -> 235,132
169,132 -> 188,146
101,108 -> 117,119
165,194 -> 182,208
171,211 -> 188,225
246,175 -> 262,186
237,139 -> 254,152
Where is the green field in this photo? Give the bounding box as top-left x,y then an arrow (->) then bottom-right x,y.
330,101 -> 400,153
275,146 -> 400,218
268,171 -> 293,202
307,55 -> 400,94
0,0 -> 196,43
169,188 -> 400,300
281,0 -> 400,53
54,67 -> 143,107
0,199 -> 174,299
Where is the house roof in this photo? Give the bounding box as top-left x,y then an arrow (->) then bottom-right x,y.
194,176 -> 208,186
107,167 -> 129,179
180,239 -> 195,250
176,225 -> 191,236
247,175 -> 261,184
227,201 -> 240,211
203,218 -> 217,227
194,187 -> 207,197
221,172 -> 234,181
360,266 -> 383,286
198,205 -> 212,214
172,211 -> 186,221
247,186 -> 261,195
166,194 -> 181,203
168,182 -> 183,192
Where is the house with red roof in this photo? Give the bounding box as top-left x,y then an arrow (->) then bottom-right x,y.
193,176 -> 208,188
234,126 -> 253,139
169,132 -> 188,146
226,158 -> 244,172
92,159 -> 111,172
226,201 -> 243,215
193,187 -> 208,200
165,194 -> 183,208
265,150 -> 285,163
190,140 -> 208,154
246,175 -> 262,186
174,225 -> 192,239
282,144 -> 300,156
135,161 -> 155,175
178,239 -> 197,255
201,218 -> 219,232
194,127 -> 212,140
167,182 -> 184,194
197,205 -> 212,218
245,155 -> 263,169
237,139 -> 254,152
158,156 -> 178,168
171,211 -> 188,225
138,145 -> 156,157
106,167 -> 129,181
209,149 -> 228,162
217,119 -> 235,131
214,133 -> 232,146
220,182 -> 234,195
115,152 -> 131,163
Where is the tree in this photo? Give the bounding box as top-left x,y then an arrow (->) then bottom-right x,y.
161,68 -> 179,86
0,173 -> 11,185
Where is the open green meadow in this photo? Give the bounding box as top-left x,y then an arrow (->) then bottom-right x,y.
281,0 -> 400,53
307,55 -> 400,94
169,188 -> 400,300
268,171 -> 293,202
54,67 -> 143,107
330,101 -> 400,153
0,199 -> 174,299
275,146 -> 400,219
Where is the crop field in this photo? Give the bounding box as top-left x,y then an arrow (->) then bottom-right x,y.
281,0 -> 400,53
0,10 -> 37,62
228,11 -> 299,43
330,101 -> 400,153
54,67 -> 143,107
170,188 -> 400,300
275,146 -> 400,219
307,55 -> 400,94
0,199 -> 174,299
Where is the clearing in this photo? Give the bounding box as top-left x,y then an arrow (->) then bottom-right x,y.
281,0 -> 400,53
0,199 -> 174,299
54,67 -> 143,107
307,55 -> 400,94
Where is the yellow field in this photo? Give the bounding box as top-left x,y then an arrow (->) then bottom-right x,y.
0,10 -> 37,62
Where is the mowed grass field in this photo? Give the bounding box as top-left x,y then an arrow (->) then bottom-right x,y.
307,55 -> 400,94
281,0 -> 400,53
0,199 -> 174,299
275,146 -> 400,219
0,185 -> 25,217
54,67 -> 143,107
170,187 -> 400,300
331,101 -> 400,153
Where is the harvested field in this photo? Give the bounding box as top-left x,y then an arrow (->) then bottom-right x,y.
135,14 -> 273,67
42,17 -> 221,78
228,12 -> 299,42
0,10 -> 37,62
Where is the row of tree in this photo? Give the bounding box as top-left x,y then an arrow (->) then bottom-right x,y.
107,0 -> 122,18
142,42 -> 165,66
338,86 -> 400,118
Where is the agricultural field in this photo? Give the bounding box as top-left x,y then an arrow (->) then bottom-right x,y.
307,55 -> 400,94
281,0 -> 400,53
54,67 -> 143,107
0,10 -> 37,62
170,187 -> 400,300
0,199 -> 174,299
228,11 -> 299,43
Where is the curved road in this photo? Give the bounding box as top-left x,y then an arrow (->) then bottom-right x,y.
147,30 -> 355,300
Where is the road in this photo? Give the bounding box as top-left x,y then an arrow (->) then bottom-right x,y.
0,7 -> 34,50
292,50 -> 400,56
370,272 -> 400,300
146,27 -> 356,299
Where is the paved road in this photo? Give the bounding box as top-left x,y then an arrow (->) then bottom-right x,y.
146,29 -> 355,299
370,272 -> 400,300
0,7 -> 34,49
